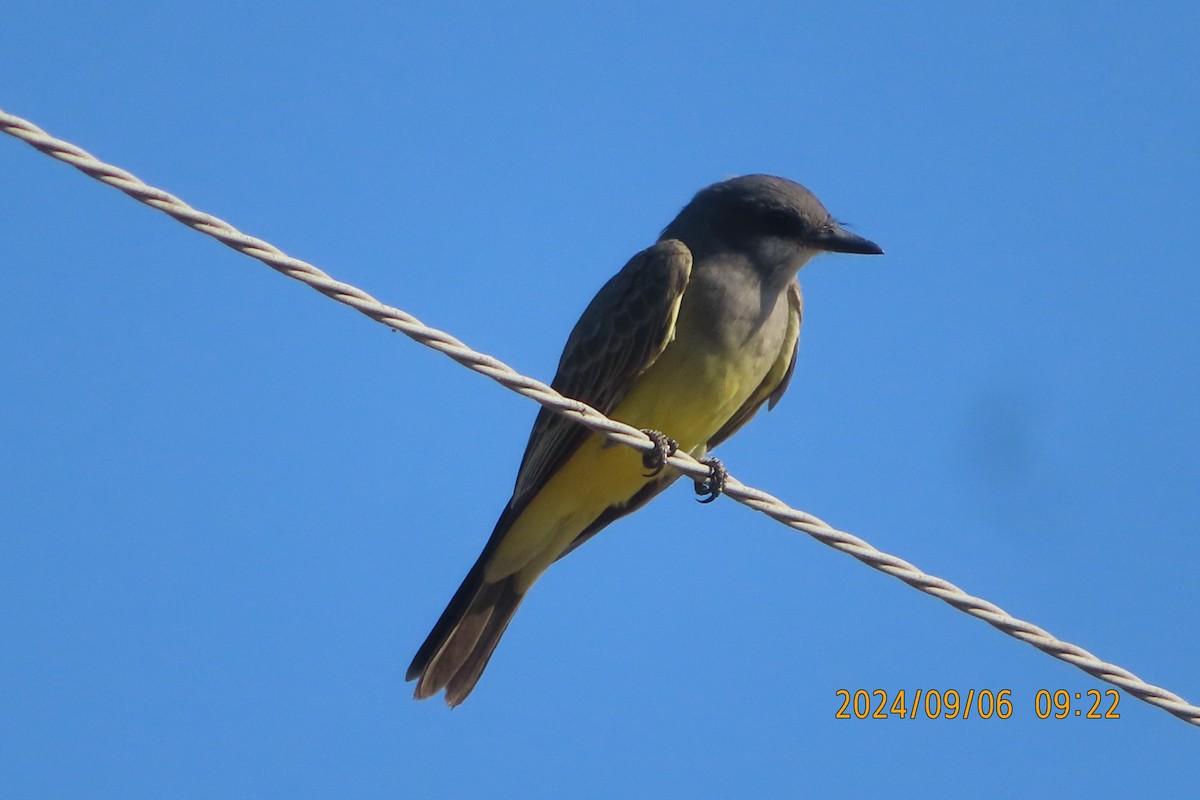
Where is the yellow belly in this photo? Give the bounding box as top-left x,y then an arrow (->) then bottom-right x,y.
484,321 -> 778,588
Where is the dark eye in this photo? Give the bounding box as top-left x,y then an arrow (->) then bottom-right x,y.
720,202 -> 802,243
761,208 -> 801,237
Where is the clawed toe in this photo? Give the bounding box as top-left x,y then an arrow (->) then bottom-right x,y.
694,457 -> 728,504
640,430 -> 678,477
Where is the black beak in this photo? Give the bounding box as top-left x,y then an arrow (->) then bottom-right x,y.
810,224 -> 884,255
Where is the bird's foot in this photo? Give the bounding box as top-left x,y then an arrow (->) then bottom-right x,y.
694,457 -> 728,504
640,429 -> 678,477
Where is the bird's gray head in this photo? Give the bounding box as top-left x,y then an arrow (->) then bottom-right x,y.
660,174 -> 882,278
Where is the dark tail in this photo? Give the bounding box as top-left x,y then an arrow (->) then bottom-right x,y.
406,559 -> 526,707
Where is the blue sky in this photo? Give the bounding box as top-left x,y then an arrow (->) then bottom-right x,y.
3,2 -> 1198,797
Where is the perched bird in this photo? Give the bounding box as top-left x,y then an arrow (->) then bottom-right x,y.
407,174 -> 882,705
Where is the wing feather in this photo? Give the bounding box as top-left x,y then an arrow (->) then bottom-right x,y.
511,239 -> 692,506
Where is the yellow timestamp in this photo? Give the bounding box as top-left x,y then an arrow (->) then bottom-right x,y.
835,689 -> 1013,719
834,689 -> 1121,720
1034,689 -> 1120,719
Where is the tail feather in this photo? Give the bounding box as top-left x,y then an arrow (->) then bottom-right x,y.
443,580 -> 524,706
408,567 -> 526,706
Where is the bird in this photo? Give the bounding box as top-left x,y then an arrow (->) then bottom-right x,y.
407,174 -> 882,705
